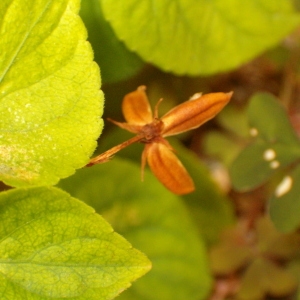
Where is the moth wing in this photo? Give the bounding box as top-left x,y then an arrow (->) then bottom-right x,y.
122,86 -> 153,125
162,92 -> 232,136
146,142 -> 195,195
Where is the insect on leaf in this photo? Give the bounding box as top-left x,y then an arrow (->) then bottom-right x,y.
145,142 -> 195,195
122,86 -> 153,125
88,86 -> 232,194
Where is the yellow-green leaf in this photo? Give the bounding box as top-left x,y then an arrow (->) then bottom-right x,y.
0,0 -> 103,187
101,0 -> 300,75
0,186 -> 150,299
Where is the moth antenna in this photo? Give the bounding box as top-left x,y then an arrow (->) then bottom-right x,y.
87,135 -> 143,166
154,98 -> 163,119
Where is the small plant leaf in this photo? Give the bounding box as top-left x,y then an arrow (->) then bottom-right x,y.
269,165 -> 300,233
59,158 -> 212,300
0,186 -> 151,299
256,216 -> 300,258
203,105 -> 249,167
215,104 -> 250,139
80,0 -> 144,83
101,0 -> 300,75
230,140 -> 300,191
230,93 -> 300,191
248,93 -> 300,144
238,258 -> 297,299
203,131 -> 243,167
0,0 -> 103,187
210,243 -> 252,275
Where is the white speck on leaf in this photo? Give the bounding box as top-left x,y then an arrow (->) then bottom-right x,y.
263,149 -> 276,161
249,128 -> 258,136
275,176 -> 292,197
270,160 -> 280,169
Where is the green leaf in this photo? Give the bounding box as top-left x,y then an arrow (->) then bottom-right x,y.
269,165 -> 300,233
95,128 -> 235,245
203,131 -> 242,167
0,186 -> 150,299
0,0 -> 103,187
80,0 -> 144,83
248,93 -> 300,144
100,0 -> 300,75
59,158 -> 212,300
203,105 -> 249,167
230,93 -> 300,191
216,105 -> 249,138
230,141 -> 300,191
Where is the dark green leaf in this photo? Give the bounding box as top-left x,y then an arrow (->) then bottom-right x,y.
248,93 -> 300,144
203,131 -> 243,167
270,165 -> 300,233
80,0 -> 144,83
230,93 -> 300,191
230,140 -> 300,191
216,105 -> 249,138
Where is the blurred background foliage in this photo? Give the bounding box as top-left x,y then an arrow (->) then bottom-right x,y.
65,0 -> 300,299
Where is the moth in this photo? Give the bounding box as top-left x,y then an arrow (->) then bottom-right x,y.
88,86 -> 232,195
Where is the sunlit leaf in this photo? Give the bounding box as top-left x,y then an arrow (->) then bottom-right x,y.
0,187 -> 150,299
0,0 -> 103,187
59,158 -> 212,300
101,0 -> 300,75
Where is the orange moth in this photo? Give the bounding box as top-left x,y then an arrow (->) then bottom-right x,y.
88,86 -> 233,195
